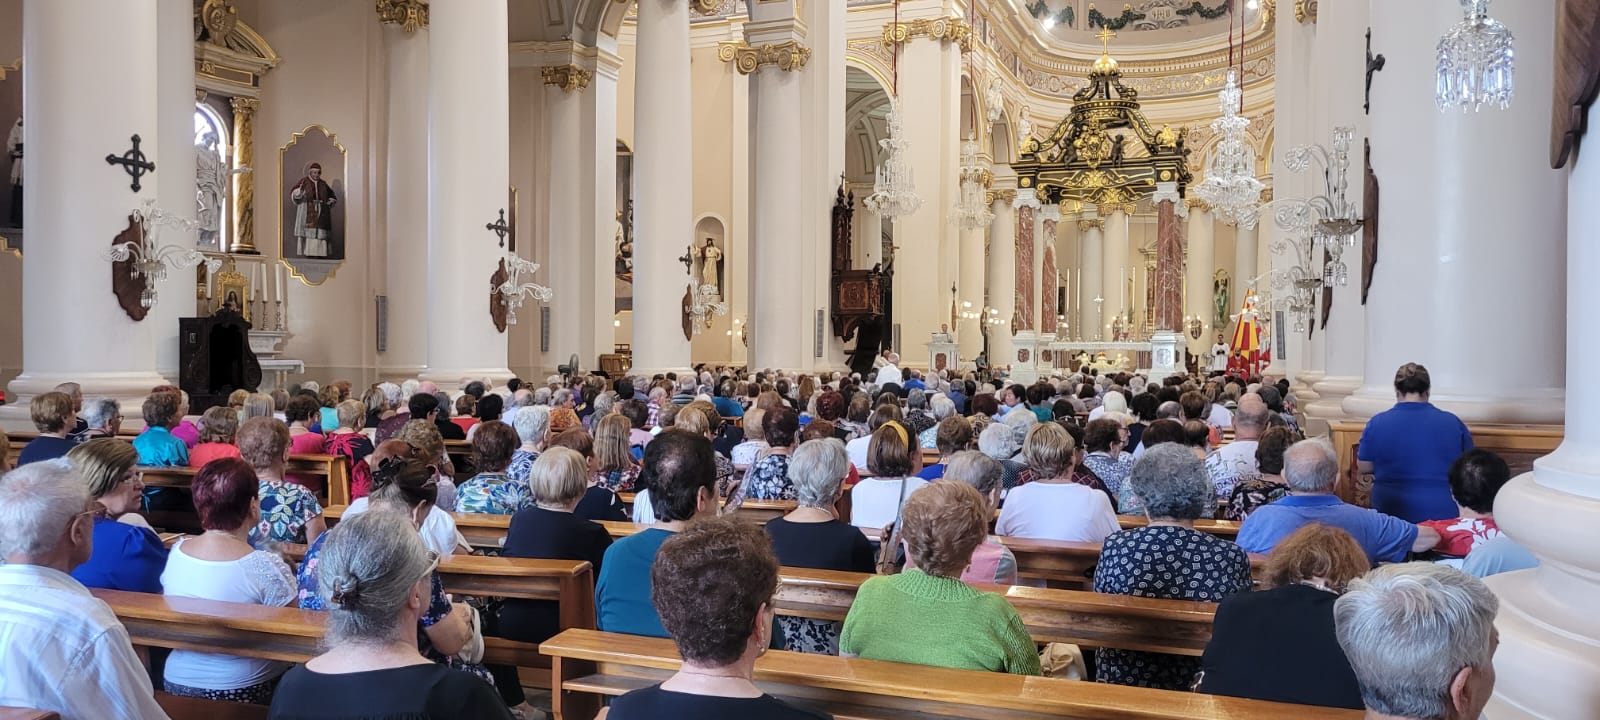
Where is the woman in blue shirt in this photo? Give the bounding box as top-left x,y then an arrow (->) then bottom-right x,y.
1357,363 -> 1473,523
66,439 -> 168,593
133,391 -> 189,467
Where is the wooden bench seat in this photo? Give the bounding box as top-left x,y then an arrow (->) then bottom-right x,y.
92,588 -> 548,669
156,692 -> 268,720
0,709 -> 59,720
542,628 -> 1364,720
615,493 -> 796,523
140,455 -> 350,534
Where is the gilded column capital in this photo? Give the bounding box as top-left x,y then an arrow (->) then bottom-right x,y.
1097,201 -> 1135,217
1078,218 -> 1105,233
376,0 -> 429,33
230,96 -> 260,114
881,16 -> 974,53
1294,0 -> 1317,24
541,65 -> 593,91
1185,197 -> 1213,212
691,0 -> 721,16
986,188 -> 1018,205
1260,186 -> 1274,203
717,40 -> 812,74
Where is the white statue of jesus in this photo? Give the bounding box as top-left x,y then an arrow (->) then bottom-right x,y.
196,131 -> 248,247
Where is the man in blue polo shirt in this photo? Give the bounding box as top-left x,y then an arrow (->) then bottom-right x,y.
1237,439 -> 1440,565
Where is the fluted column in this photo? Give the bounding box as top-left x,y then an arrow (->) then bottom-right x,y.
629,0 -> 698,375
421,0 -> 510,388
1078,215 -> 1104,341
542,52 -> 619,374
1344,0 -> 1563,423
1485,97 -> 1600,720
3,0 -> 167,422
741,12 -> 810,370
1185,200 -> 1216,357
378,11 -> 429,377
1100,203 -> 1131,337
229,98 -> 259,255
986,183 -> 1016,365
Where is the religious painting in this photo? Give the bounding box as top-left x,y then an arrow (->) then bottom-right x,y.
0,59 -> 22,255
278,125 -> 346,285
210,259 -> 252,324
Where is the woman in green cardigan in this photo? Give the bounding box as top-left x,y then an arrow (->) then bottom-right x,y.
839,481 -> 1041,675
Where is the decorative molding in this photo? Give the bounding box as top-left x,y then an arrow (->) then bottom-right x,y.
375,0 -> 429,33
1097,202 -> 1137,216
1185,197 -> 1213,211
882,17 -> 975,53
986,188 -> 1019,205
691,0 -> 721,16
541,65 -> 593,91
199,0 -> 239,45
717,40 -> 812,74
1294,0 -> 1317,24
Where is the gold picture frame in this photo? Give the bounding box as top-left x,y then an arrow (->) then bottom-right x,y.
278,124 -> 347,286
211,258 -> 252,323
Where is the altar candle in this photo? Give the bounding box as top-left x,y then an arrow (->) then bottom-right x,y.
256,264 -> 265,298
275,263 -> 285,300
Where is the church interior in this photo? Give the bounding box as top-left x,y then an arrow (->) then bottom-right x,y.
0,0 -> 1598,718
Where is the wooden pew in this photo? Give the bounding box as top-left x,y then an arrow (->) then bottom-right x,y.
542,628 -> 1364,720
1328,419 -> 1562,508
139,455 -> 350,533
92,588 -> 546,670
0,710 -> 59,720
616,492 -> 796,523
997,536 -> 1266,590
156,692 -> 268,720
1117,515 -> 1241,539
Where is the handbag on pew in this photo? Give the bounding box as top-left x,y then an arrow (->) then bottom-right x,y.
874,477 -> 913,575
1038,642 -> 1087,681
457,600 -> 486,665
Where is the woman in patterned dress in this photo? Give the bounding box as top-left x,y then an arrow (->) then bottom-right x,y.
455,421 -> 529,515
238,417 -> 325,546
1093,443 -> 1252,690
591,414 -> 642,493
1224,426 -> 1303,521
734,407 -> 801,503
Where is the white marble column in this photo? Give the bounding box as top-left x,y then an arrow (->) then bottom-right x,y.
1100,204 -> 1131,338
153,0 -> 196,380
986,184 -> 1017,366
1484,98 -> 1600,720
1078,215 -> 1105,341
421,0 -> 511,388
1184,201 -> 1215,357
1344,0 -> 1563,423
542,52 -> 619,374
957,220 -> 985,359
1233,221 -> 1259,292
379,17 -> 429,378
629,0 -> 695,375
3,0 -> 167,422
744,14 -> 809,371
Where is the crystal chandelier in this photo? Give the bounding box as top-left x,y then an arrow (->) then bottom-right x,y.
686,283 -> 728,335
106,199 -> 221,310
494,253 -> 553,325
951,135 -> 993,229
1273,126 -> 1362,289
1436,0 -> 1515,112
863,98 -> 922,219
1193,70 -> 1265,228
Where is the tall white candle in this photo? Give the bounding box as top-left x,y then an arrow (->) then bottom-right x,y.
256,264 -> 265,298
275,263 -> 285,300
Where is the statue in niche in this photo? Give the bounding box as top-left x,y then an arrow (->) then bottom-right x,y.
1212,269 -> 1230,327
699,237 -> 722,298
196,131 -> 249,248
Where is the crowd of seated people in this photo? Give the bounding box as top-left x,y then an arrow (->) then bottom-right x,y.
0,360 -> 1534,719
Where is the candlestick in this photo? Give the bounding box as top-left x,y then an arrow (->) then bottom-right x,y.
274,299 -> 285,331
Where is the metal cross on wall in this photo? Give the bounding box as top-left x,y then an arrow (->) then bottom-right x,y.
485,208 -> 510,248
1365,29 -> 1386,115
105,134 -> 156,193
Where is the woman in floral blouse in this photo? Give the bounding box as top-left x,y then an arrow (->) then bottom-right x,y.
456,420 -> 529,514
1224,426 -> 1302,520
735,407 -> 801,502
591,414 -> 642,492
238,417 -> 325,546
1094,444 -> 1252,690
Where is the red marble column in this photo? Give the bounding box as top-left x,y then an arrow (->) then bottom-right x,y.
1154,192 -> 1184,332
1015,205 -> 1035,332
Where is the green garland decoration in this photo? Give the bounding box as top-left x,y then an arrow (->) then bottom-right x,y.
1088,6 -> 1147,31
1027,0 -> 1049,19
1174,1 -> 1231,20
1055,6 -> 1075,27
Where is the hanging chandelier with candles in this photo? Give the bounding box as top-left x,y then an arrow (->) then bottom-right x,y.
1193,70 -> 1265,228
951,135 -> 993,229
864,98 -> 922,219
1436,0 -> 1515,112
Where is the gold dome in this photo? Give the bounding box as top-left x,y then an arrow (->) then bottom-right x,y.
1092,53 -> 1119,74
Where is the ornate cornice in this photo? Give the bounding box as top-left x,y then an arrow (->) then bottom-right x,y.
1078,218 -> 1105,233
986,188 -> 1019,205
1294,0 -> 1317,24
541,65 -> 593,91
717,40 -> 812,74
376,0 -> 429,33
882,17 -> 974,53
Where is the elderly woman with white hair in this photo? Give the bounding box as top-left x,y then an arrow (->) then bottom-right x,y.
1332,563 -> 1500,720
977,421 -> 1026,490
765,438 -> 875,653
916,394 -> 958,449
1093,444 -> 1253,690
507,405 -> 552,488
1088,388 -> 1128,422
